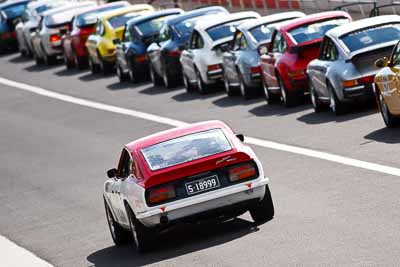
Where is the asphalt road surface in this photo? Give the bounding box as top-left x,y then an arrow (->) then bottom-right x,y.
1,52 -> 400,267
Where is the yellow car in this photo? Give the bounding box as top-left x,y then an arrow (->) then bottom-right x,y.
86,4 -> 154,74
374,40 -> 400,128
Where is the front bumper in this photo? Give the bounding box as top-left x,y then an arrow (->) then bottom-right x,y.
137,178 -> 268,227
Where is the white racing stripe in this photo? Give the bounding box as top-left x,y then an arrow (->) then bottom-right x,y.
2,76 -> 400,177
0,235 -> 53,267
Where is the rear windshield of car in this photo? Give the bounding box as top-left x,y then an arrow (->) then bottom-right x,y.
2,3 -> 27,19
135,16 -> 169,37
107,12 -> 139,29
207,18 -> 254,42
288,18 -> 349,45
77,4 -> 126,27
141,129 -> 233,171
248,19 -> 295,43
340,24 -> 400,53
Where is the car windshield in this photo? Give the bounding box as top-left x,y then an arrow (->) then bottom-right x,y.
3,3 -> 27,19
288,18 -> 349,45
141,129 -> 232,171
77,4 -> 126,27
108,12 -> 139,29
207,19 -> 253,42
340,24 -> 400,53
135,16 -> 168,37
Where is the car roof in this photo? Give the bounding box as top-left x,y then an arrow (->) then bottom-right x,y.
164,6 -> 228,26
277,11 -> 351,32
126,120 -> 233,152
98,4 -> 153,21
126,8 -> 183,27
41,1 -> 93,17
74,1 -> 130,18
195,11 -> 261,31
326,15 -> 400,39
45,2 -> 95,25
0,0 -> 30,9
238,11 -> 306,31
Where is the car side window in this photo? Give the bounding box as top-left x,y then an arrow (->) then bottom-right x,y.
118,149 -> 132,178
123,26 -> 131,42
233,31 -> 242,51
239,35 -> 248,50
320,37 -> 338,61
159,24 -> 170,42
96,21 -> 105,36
391,42 -> 400,66
272,31 -> 286,53
189,31 -> 203,49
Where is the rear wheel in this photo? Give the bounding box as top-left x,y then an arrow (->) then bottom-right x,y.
33,51 -> 43,65
126,205 -> 156,253
183,74 -> 194,92
44,53 -> 56,66
163,69 -> 177,89
149,64 -> 163,86
379,93 -> 399,128
104,198 -> 129,246
224,74 -> 236,97
263,81 -> 274,104
310,81 -> 323,112
239,72 -> 252,100
100,59 -> 113,75
249,185 -> 274,223
117,64 -> 128,82
64,54 -> 74,69
328,83 -> 346,115
73,52 -> 86,69
278,74 -> 296,107
89,56 -> 100,74
196,68 -> 208,94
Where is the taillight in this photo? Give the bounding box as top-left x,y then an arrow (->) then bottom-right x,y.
135,55 -> 146,62
147,185 -> 176,204
358,75 -> 374,84
79,26 -> 94,36
49,34 -> 61,43
168,50 -> 180,57
250,66 -> 261,74
207,64 -> 222,72
228,163 -> 257,182
287,69 -> 305,78
343,75 -> 375,88
343,79 -> 358,87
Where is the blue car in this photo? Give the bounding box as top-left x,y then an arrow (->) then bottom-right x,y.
0,0 -> 31,53
115,8 -> 184,83
146,6 -> 229,88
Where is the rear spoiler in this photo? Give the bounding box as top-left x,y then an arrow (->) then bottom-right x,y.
211,37 -> 233,51
289,38 -> 322,54
346,41 -> 397,62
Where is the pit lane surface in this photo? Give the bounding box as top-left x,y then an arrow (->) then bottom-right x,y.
1,53 -> 400,266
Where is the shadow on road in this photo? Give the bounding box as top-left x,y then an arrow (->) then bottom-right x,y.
8,55 -> 31,63
172,90 -> 223,102
24,63 -> 59,73
212,95 -> 263,108
249,102 -> 310,117
54,68 -> 86,77
364,127 -> 400,144
78,72 -> 115,82
139,84 -> 181,95
87,218 -> 260,267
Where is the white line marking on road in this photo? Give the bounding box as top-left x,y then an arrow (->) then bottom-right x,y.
2,76 -> 400,177
0,235 -> 53,267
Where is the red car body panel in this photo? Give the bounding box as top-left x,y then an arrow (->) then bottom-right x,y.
125,121 -> 252,189
260,11 -> 352,94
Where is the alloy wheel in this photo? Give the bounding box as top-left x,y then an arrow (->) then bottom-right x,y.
380,94 -> 390,125
263,82 -> 270,104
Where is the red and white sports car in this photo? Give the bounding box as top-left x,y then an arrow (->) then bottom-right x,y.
103,120 -> 274,252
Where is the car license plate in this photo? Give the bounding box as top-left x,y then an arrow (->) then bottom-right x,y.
185,175 -> 220,195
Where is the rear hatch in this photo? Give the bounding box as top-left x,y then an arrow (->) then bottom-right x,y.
350,45 -> 395,75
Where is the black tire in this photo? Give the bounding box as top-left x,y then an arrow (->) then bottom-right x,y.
149,64 -> 163,86
104,198 -> 129,246
88,56 -> 100,74
379,93 -> 399,128
328,83 -> 346,115
33,51 -> 43,65
73,52 -> 86,70
162,69 -> 177,89
196,68 -> 208,94
239,71 -> 252,100
126,205 -> 156,253
249,185 -> 274,223
183,74 -> 194,93
262,81 -> 276,105
100,59 -> 113,75
116,64 -> 129,82
310,80 -> 323,112
64,54 -> 74,69
277,74 -> 296,107
223,70 -> 236,97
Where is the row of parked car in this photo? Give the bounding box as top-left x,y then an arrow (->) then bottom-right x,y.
1,0 -> 400,127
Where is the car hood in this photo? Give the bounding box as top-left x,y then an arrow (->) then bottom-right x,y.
141,150 -> 253,189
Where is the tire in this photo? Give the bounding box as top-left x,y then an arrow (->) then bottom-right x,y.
126,205 -> 156,253
104,198 -> 129,246
183,74 -> 194,92
162,69 -> 177,89
310,81 -> 323,112
44,53 -> 56,66
328,83 -> 346,115
379,93 -> 399,128
128,62 -> 141,84
249,185 -> 274,223
277,74 -> 296,107
196,68 -> 208,94
149,64 -> 163,86
224,75 -> 236,97
64,54 -> 74,69
73,52 -> 86,70
33,51 -> 43,65
263,81 -> 274,105
88,56 -> 99,74
239,72 -> 252,100
100,59 -> 113,75
117,64 -> 129,82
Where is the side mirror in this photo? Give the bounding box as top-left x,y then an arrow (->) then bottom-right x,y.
375,57 -> 388,69
113,38 -> 121,45
107,168 -> 117,179
236,134 -> 245,142
257,44 -> 269,55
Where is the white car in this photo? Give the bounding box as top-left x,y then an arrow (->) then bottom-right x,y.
180,11 -> 260,94
103,120 -> 274,252
16,0 -> 69,57
30,1 -> 95,65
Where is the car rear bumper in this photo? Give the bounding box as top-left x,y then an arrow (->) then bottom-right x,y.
342,83 -> 375,101
136,178 -> 268,227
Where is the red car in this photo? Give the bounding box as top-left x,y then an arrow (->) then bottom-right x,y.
103,120 -> 273,252
62,1 -> 129,69
259,11 -> 351,107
